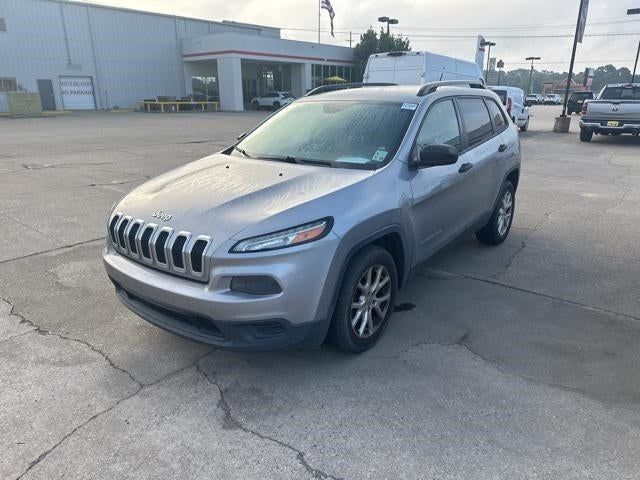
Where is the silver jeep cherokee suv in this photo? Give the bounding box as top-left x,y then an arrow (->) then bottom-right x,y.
104,81 -> 521,353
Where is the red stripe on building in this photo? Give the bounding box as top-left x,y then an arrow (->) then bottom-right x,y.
183,49 -> 353,64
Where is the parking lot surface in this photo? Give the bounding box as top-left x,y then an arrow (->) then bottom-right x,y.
1,106 -> 640,479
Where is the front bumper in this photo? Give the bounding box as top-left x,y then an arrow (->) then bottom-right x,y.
103,232 -> 342,351
580,118 -> 640,133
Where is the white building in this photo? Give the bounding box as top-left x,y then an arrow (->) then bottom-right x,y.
0,0 -> 354,112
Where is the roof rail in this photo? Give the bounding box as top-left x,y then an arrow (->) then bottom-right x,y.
417,80 -> 486,97
305,82 -> 397,97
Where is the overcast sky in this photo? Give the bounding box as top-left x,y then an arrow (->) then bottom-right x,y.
81,0 -> 640,72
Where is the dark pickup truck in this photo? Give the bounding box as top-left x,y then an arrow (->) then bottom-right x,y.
579,83 -> 640,142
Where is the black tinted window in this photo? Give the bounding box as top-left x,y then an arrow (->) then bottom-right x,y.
492,90 -> 508,105
485,99 -> 507,131
457,98 -> 494,146
416,99 -> 461,148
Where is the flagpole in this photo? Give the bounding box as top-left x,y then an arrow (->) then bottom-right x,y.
318,0 -> 321,43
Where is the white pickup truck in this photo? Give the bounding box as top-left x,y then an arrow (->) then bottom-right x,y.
579,83 -> 640,142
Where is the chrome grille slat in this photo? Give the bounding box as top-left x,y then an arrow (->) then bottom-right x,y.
107,212 -> 211,282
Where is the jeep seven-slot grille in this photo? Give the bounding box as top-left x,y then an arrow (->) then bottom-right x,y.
108,212 -> 212,282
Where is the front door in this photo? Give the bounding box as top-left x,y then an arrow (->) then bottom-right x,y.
409,98 -> 475,261
37,79 -> 56,111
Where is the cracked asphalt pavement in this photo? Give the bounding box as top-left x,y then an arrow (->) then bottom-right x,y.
1,107 -> 639,479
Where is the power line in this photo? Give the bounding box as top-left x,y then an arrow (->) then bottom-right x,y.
283,27 -> 640,40
281,15 -> 640,35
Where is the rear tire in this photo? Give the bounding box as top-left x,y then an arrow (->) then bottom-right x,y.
252,101 -> 260,110
520,118 -> 529,132
476,181 -> 515,246
329,246 -> 397,353
580,128 -> 593,142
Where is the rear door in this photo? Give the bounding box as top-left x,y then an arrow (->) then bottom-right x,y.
455,96 -> 505,224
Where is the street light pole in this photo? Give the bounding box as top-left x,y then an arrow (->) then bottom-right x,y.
378,16 -> 398,35
526,56 -> 541,95
629,8 -> 640,83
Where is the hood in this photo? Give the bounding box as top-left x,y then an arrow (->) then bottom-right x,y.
116,153 -> 372,250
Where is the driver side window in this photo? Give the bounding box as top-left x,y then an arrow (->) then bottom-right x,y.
415,99 -> 461,149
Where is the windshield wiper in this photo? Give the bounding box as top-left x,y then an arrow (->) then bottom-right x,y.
249,154 -> 339,168
233,145 -> 253,158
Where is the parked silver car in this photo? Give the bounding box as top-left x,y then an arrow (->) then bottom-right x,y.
104,81 -> 521,353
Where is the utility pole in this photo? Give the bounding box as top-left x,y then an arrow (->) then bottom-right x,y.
526,56 -> 541,95
629,8 -> 640,83
318,0 -> 321,43
562,0 -> 588,117
481,40 -> 496,82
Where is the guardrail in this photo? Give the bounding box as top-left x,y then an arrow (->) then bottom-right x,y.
136,101 -> 220,113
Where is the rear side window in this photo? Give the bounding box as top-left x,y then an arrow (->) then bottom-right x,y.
600,86 -> 640,100
492,90 -> 508,105
415,99 -> 461,148
457,98 -> 494,147
485,99 -> 507,132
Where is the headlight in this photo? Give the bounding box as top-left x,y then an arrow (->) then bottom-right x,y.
230,218 -> 332,253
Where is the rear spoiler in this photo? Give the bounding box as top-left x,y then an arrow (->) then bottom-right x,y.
418,80 -> 486,97
305,82 -> 397,97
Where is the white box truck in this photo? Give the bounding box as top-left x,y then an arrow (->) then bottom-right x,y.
363,51 -> 485,86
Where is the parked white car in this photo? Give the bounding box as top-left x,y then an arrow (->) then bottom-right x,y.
251,91 -> 295,110
525,93 -> 543,106
489,86 -> 530,131
543,94 -> 562,105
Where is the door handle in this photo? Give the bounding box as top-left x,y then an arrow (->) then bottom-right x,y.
498,144 -> 509,153
458,162 -> 473,174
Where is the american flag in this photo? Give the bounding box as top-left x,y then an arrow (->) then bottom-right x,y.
321,0 -> 335,37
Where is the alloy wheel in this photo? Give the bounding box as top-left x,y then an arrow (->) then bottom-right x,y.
350,265 -> 391,339
497,190 -> 513,236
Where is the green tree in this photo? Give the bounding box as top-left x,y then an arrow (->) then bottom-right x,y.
352,28 -> 411,82
485,64 -> 633,94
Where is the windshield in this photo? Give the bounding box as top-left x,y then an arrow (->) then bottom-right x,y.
599,86 -> 640,100
235,100 -> 417,169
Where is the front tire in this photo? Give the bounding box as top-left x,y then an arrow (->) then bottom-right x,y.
252,101 -> 260,110
476,181 -> 515,245
580,128 -> 593,142
273,101 -> 281,110
520,118 -> 529,132
329,246 -> 397,353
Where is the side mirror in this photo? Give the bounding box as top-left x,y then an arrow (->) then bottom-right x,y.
237,132 -> 248,141
412,144 -> 459,169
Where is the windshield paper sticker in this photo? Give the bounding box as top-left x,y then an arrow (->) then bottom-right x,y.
372,148 -> 388,162
401,103 -> 418,111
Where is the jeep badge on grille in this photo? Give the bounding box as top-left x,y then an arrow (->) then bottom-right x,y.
152,210 -> 172,222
